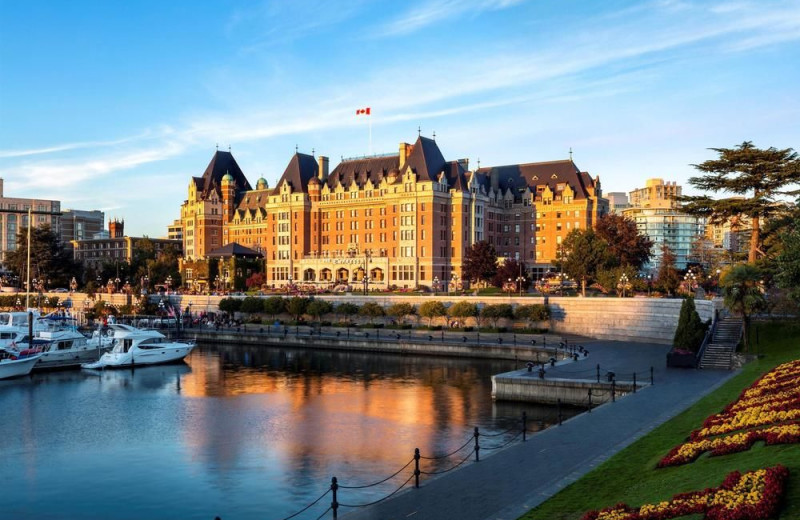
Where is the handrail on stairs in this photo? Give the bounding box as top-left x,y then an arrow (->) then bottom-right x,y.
695,309 -> 720,368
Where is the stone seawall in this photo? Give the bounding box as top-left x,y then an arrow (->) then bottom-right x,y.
492,369 -> 640,406
63,292 -> 720,345
185,330 -> 564,362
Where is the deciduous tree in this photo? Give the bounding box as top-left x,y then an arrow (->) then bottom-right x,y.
656,243 -> 681,296
419,300 -> 447,327
387,302 -> 416,325
594,214 -> 652,269
358,302 -> 385,324
463,241 -> 498,287
561,229 -> 614,296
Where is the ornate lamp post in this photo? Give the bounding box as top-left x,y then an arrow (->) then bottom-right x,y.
165,275 -> 173,295
618,273 -> 630,298
363,275 -> 370,295
70,277 -> 78,293
287,276 -> 293,295
516,275 -> 526,296
433,276 -> 439,295
114,277 -> 121,293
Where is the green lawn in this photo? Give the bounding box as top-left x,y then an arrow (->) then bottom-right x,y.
520,320 -> 800,520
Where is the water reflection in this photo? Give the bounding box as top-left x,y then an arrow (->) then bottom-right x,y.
0,343 -> 577,520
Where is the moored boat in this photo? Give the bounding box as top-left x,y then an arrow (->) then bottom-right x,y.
82,324 -> 194,369
0,350 -> 42,380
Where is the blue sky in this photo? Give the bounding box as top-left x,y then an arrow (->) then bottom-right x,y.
1,0 -> 799,236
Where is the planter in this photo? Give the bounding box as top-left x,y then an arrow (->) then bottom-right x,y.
667,349 -> 697,368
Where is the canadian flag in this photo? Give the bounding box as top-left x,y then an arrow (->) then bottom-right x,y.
356,107 -> 371,115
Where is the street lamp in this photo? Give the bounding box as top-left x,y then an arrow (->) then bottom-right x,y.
363,275 -> 370,295
287,276 -> 293,295
451,274 -> 458,294
114,277 -> 121,293
618,273 -> 630,298
70,277 -> 78,293
516,275 -> 526,296
165,275 -> 173,294
433,276 -> 439,295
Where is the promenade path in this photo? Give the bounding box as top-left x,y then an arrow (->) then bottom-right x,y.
343,339 -> 736,520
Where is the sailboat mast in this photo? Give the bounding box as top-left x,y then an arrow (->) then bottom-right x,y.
25,207 -> 31,309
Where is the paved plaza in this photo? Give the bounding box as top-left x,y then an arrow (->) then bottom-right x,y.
343,339 -> 736,520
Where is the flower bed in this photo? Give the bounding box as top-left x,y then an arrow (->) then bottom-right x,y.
581,465 -> 789,520
659,360 -> 800,466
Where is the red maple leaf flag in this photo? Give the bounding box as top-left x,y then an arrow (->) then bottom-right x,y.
356,107 -> 371,115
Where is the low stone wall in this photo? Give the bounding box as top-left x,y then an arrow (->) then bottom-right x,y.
492,369 -> 639,406
185,330 -> 564,362
63,292 -> 720,345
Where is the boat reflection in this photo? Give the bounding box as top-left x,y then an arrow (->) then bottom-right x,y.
83,363 -> 191,393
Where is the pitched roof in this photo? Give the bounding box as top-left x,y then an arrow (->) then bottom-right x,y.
206,242 -> 263,258
327,155 -> 398,189
476,160 -> 596,199
404,136 -> 447,182
272,153 -> 319,194
199,151 -> 252,200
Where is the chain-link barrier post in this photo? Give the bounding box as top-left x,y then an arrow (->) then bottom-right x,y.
596,363 -> 600,383
522,411 -> 527,442
558,398 -> 563,426
633,372 -> 637,393
651,366 -> 654,385
611,379 -> 616,402
331,477 -> 339,519
474,427 -> 480,462
414,448 -> 420,489
588,388 -> 592,412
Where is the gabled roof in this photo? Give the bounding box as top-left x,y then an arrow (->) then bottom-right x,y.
206,242 -> 263,258
272,153 -> 319,194
199,151 -> 252,200
404,136 -> 446,182
476,160 -> 596,200
327,155 -> 398,189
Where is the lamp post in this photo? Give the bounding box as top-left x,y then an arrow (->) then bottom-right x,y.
140,275 -> 149,295
647,274 -> 652,297
618,273 -> 630,298
165,275 -> 173,295
451,274 -> 458,294
433,276 -> 439,295
363,275 -> 370,295
214,275 -> 220,294
715,268 -> 721,296
516,275 -> 526,296
114,277 -> 121,293
287,276 -> 293,295
70,277 -> 78,293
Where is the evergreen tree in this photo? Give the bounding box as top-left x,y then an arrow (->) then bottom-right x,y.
722,264 -> 766,352
5,224 -> 80,289
672,297 -> 706,353
679,142 -> 800,263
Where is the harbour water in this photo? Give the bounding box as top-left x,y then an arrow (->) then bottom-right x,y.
0,343 -> 573,520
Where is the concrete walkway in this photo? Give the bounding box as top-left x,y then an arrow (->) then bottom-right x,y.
343,340 -> 736,520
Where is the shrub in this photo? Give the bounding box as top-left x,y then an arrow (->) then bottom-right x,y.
673,297 -> 707,353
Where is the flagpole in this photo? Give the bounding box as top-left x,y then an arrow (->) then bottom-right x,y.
369,115 -> 372,156
25,207 -> 31,309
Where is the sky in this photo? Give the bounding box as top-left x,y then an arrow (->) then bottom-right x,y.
1,0 -> 799,237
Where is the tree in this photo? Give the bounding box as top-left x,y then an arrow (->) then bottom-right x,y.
5,224 -> 80,289
218,297 -> 242,314
722,264 -> 766,352
285,297 -> 310,322
481,303 -> 514,328
656,243 -> 681,296
387,302 -> 416,325
672,297 -> 707,353
240,296 -> 263,314
492,259 -> 530,290
306,299 -> 333,323
448,301 -> 479,327
335,302 -> 360,323
561,228 -> 614,296
680,142 -> 800,264
418,300 -> 447,327
594,214 -> 653,269
358,302 -> 385,324
776,225 -> 800,303
463,241 -> 498,287
263,296 -> 285,320
245,272 -> 265,290
514,304 -> 550,326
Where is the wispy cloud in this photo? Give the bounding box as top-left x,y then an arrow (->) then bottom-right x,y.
379,0 -> 526,36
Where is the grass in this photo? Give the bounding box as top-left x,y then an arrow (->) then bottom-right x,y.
519,320 -> 800,520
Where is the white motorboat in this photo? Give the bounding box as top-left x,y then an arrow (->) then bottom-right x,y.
82,324 -> 195,369
30,330 -> 109,370
0,350 -> 42,380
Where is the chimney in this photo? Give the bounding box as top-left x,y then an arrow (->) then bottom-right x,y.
318,155 -> 329,181
0,178 -> 3,197
490,169 -> 499,192
399,142 -> 412,167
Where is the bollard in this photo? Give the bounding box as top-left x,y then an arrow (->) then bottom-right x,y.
377,329 -> 380,339
397,334 -> 401,340
557,398 -> 563,426
611,380 -> 616,402
527,362 -> 534,372
428,335 -> 433,341
498,337 -> 503,345
588,389 -> 593,412
573,353 -> 578,361
414,448 -> 421,488
543,336 -> 546,348
474,427 -> 480,462
530,339 -> 536,346
331,477 -> 339,519
463,336 -> 467,343
441,330 -> 444,343
538,366 -> 545,379
522,411 -> 527,442
651,366 -> 654,385
633,372 -> 637,393
596,363 -> 600,383
513,334 -> 516,346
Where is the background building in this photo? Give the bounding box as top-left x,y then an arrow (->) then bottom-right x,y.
61,209 -> 105,243
180,137 -> 608,291
0,178 -> 61,263
167,218 -> 183,241
623,178 -> 704,272
606,192 -> 630,214
71,219 -> 182,269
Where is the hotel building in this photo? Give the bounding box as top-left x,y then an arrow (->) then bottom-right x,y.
180,136 -> 607,290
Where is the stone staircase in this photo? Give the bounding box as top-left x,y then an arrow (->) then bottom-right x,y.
699,317 -> 742,370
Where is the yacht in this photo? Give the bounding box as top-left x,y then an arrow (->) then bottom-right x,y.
82,324 -> 195,369
27,329 -> 109,370
0,350 -> 42,380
